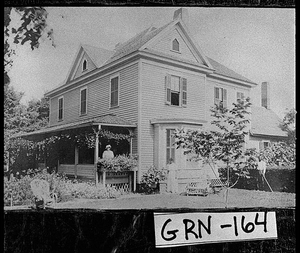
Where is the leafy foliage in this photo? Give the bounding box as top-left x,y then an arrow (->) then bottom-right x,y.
140,166 -> 167,194
174,98 -> 255,186
97,155 -> 138,172
280,108 -> 296,144
259,142 -> 295,168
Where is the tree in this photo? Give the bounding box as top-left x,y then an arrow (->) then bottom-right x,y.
280,108 -> 296,144
174,98 -> 257,207
4,7 -> 53,74
4,7 -> 53,173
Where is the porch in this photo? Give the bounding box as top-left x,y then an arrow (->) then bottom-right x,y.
13,114 -> 137,191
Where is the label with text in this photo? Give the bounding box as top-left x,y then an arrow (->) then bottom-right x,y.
154,211 -> 277,248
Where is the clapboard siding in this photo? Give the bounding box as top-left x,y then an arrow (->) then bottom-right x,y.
139,61 -> 206,171
49,63 -> 139,126
150,25 -> 201,64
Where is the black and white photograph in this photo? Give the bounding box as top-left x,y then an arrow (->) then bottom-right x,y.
4,5 -> 295,252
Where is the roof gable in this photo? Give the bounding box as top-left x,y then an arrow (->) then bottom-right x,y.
66,44 -> 113,83
140,19 -> 213,69
146,24 -> 203,64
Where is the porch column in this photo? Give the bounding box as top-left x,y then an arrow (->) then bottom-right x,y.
74,144 -> 79,178
94,124 -> 101,185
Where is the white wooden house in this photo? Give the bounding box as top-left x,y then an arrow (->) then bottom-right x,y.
16,8 -> 285,191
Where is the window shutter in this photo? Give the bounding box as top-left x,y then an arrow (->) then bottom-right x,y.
223,88 -> 227,108
165,74 -> 171,105
259,141 -> 264,151
214,87 -> 219,105
181,77 -> 187,107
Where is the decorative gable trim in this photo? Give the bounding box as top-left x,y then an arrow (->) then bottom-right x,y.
66,44 -> 99,83
140,19 -> 214,70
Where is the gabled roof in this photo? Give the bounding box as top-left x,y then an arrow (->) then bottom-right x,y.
105,22 -> 171,65
50,14 -> 256,96
81,44 -> 113,68
250,106 -> 287,138
207,57 -> 256,85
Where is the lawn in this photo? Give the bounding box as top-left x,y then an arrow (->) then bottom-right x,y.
49,188 -> 295,210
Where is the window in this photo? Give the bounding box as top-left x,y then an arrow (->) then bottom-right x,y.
80,87 -> 87,115
166,129 -> 176,164
259,141 -> 270,150
58,96 -> 64,121
237,92 -> 245,103
110,75 -> 119,108
82,59 -> 87,71
165,75 -> 187,107
172,39 -> 179,52
214,87 -> 227,107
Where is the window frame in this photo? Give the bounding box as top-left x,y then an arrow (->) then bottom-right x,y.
80,86 -> 88,116
165,74 -> 187,107
171,38 -> 180,52
82,59 -> 88,72
58,96 -> 64,121
214,87 -> 227,108
109,74 -> 120,108
166,129 -> 176,164
237,91 -> 245,103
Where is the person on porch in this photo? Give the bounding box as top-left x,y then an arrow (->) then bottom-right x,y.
102,145 -> 114,159
167,158 -> 178,193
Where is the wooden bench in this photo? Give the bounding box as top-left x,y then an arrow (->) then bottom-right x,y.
186,181 -> 209,196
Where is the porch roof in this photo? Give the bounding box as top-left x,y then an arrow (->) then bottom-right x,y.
13,114 -> 136,140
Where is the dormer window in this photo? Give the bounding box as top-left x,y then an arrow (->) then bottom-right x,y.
172,39 -> 180,52
82,59 -> 87,71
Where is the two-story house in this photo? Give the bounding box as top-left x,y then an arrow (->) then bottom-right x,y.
17,8 -> 270,191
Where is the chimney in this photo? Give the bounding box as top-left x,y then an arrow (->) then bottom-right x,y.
261,81 -> 270,109
173,8 -> 189,26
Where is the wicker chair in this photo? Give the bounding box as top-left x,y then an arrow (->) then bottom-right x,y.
30,179 -> 57,209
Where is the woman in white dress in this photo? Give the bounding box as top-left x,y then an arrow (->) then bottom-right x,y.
167,158 -> 178,193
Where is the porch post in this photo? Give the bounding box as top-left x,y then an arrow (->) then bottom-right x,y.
74,144 -> 79,178
94,124 -> 101,185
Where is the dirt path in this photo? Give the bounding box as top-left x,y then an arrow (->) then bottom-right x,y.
52,188 -> 295,210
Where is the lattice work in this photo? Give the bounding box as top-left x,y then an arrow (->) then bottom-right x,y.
106,183 -> 130,192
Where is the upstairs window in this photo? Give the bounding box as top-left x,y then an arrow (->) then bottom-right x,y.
58,96 -> 64,121
165,74 -> 187,107
172,39 -> 180,52
166,129 -> 176,164
110,75 -> 119,108
214,87 -> 227,108
237,92 -> 245,103
82,59 -> 87,71
80,87 -> 87,115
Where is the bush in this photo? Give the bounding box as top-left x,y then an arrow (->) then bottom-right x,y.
4,168 -> 125,207
139,166 -> 167,194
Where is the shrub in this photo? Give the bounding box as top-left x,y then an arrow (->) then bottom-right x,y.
139,166 -> 167,194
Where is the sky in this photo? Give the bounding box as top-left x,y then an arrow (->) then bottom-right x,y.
7,7 -> 295,119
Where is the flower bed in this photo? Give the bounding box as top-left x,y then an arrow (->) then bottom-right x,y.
4,169 -> 125,207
